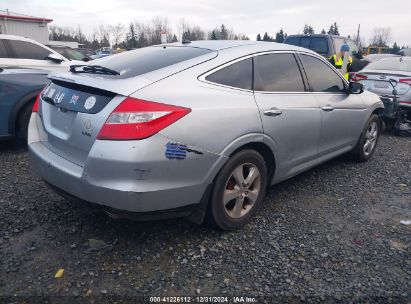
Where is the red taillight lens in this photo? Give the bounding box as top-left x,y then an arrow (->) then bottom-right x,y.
351,73 -> 368,82
32,93 -> 41,112
399,78 -> 411,86
97,97 -> 191,140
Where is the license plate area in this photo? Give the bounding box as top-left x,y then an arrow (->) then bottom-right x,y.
375,81 -> 389,89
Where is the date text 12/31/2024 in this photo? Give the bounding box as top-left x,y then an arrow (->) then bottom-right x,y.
149,296 -> 257,303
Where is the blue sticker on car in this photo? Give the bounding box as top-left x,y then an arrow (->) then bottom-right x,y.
165,143 -> 187,159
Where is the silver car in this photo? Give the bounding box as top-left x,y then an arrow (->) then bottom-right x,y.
28,41 -> 384,230
352,56 -> 411,110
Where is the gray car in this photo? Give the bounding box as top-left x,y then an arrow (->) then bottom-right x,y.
28,40 -> 384,230
352,56 -> 411,111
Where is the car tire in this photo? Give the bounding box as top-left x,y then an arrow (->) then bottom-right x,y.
208,149 -> 268,230
16,101 -> 34,144
352,114 -> 380,162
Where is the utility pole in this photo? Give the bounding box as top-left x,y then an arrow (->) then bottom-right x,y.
356,24 -> 361,46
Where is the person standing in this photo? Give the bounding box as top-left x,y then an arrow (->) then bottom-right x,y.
329,44 -> 353,80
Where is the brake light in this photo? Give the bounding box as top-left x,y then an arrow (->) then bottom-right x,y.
399,78 -> 411,86
32,93 -> 41,112
351,73 -> 368,82
97,97 -> 191,140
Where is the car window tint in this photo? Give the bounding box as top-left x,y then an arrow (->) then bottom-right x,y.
7,40 -> 50,60
0,40 -> 7,57
254,53 -> 305,92
205,58 -> 252,90
300,54 -> 345,92
285,37 -> 300,46
310,37 -> 328,54
95,46 -> 213,78
300,37 -> 310,49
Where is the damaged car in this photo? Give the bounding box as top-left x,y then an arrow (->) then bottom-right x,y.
28,40 -> 384,230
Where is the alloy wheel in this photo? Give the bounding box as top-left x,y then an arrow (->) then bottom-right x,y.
363,121 -> 378,156
223,163 -> 261,219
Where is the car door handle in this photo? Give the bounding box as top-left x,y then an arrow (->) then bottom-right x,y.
321,105 -> 334,112
264,108 -> 283,116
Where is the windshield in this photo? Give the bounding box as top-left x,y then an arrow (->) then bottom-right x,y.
365,58 -> 411,72
65,48 -> 89,61
51,47 -> 87,61
93,46 -> 214,79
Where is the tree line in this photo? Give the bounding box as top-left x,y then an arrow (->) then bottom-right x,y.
49,18 -> 249,50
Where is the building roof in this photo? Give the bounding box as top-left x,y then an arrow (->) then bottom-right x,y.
0,9 -> 53,23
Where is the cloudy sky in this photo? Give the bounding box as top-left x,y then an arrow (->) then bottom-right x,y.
2,0 -> 410,46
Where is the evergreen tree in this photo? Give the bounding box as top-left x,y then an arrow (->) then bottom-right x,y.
333,22 -> 340,35
127,23 -> 138,49
327,24 -> 335,35
220,24 -> 228,40
391,42 -> 400,54
210,30 -> 217,40
256,33 -> 262,41
275,29 -> 285,43
303,25 -> 314,35
328,22 -> 339,35
321,28 -> 326,34
101,35 -> 110,47
138,32 -> 147,48
171,34 -> 178,42
91,39 -> 100,50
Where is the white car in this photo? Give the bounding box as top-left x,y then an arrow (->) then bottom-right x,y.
0,34 -> 83,72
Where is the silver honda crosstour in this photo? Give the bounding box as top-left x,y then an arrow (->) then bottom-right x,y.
28,40 -> 384,230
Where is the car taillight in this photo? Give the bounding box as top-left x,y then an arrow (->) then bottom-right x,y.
351,73 -> 368,82
32,93 -> 41,112
97,97 -> 191,140
399,78 -> 411,86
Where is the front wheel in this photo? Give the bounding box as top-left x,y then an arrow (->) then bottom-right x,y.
208,149 -> 268,230
352,114 -> 380,162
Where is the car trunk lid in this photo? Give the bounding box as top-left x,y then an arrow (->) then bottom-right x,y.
39,80 -> 126,167
357,70 -> 411,96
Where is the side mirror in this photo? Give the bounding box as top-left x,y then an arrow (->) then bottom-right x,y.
348,82 -> 364,94
354,51 -> 363,60
46,53 -> 64,63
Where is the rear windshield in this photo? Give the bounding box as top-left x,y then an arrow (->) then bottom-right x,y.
285,37 -> 300,46
366,58 -> 411,72
285,37 -> 328,55
92,46 -> 213,78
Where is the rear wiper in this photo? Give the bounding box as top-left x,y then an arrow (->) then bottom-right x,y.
70,65 -> 120,75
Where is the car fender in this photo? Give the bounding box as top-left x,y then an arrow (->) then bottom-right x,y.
8,91 -> 39,135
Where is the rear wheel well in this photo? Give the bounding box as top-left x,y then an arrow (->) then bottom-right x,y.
14,98 -> 35,141
229,142 -> 276,185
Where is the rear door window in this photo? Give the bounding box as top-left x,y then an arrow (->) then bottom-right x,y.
7,40 -> 51,60
300,54 -> 345,92
94,46 -> 213,79
0,40 -> 8,58
205,58 -> 252,90
254,53 -> 305,92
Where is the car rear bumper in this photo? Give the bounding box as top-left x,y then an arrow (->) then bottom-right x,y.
28,114 -> 223,213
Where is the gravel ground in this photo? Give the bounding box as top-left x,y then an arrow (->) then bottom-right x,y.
0,134 -> 410,303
